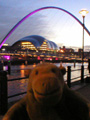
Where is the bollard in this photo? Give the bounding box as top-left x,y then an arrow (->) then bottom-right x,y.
0,71 -> 8,115
67,66 -> 71,88
81,65 -> 84,83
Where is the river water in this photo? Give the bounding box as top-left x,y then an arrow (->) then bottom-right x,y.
7,62 -> 89,102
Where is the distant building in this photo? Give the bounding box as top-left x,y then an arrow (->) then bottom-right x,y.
78,48 -> 83,53
11,35 -> 59,52
60,46 -> 74,53
0,44 -> 11,52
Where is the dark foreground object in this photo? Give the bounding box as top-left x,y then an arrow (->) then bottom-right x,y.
3,63 -> 90,120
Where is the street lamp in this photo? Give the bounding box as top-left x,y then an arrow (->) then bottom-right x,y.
79,9 -> 89,64
79,9 -> 89,83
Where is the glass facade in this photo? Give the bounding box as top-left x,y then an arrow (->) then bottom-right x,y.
12,35 -> 59,51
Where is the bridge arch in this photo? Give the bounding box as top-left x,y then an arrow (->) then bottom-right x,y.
0,6 -> 89,48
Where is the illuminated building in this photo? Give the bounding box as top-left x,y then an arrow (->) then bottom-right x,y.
0,44 -> 11,52
11,35 -> 59,52
60,46 -> 74,53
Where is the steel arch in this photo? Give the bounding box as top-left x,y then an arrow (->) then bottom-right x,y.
0,6 -> 89,48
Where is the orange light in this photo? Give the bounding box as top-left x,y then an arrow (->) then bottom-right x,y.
79,9 -> 89,17
60,49 -> 64,53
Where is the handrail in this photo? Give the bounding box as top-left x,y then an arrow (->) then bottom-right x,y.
71,76 -> 81,81
8,76 -> 28,81
71,68 -> 88,80
84,74 -> 89,77
8,92 -> 27,98
7,76 -> 28,99
71,67 -> 87,72
71,69 -> 81,72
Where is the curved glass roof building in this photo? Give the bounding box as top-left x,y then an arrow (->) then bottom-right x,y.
12,35 -> 59,51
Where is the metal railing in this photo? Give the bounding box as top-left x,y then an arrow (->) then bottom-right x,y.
66,66 -> 89,87
8,76 -> 28,99
0,65 -> 90,115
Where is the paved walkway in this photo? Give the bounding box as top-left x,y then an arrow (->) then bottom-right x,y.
0,116 -> 3,120
0,83 -> 90,120
76,83 -> 90,101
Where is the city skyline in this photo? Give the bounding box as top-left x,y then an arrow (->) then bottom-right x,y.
0,0 -> 90,48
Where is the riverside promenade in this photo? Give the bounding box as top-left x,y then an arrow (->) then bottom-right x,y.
0,83 -> 90,120
72,83 -> 90,101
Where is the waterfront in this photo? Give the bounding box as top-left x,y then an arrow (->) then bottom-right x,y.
6,62 -> 89,102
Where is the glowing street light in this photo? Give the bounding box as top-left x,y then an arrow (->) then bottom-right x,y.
79,9 -> 89,17
79,9 -> 89,64
79,9 -> 89,83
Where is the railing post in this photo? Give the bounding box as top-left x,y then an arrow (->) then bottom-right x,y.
81,65 -> 84,83
8,62 -> 11,75
88,59 -> 90,74
0,71 -> 8,115
67,66 -> 71,88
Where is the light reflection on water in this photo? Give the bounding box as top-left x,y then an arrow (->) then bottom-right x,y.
8,78 -> 28,102
8,63 -> 89,102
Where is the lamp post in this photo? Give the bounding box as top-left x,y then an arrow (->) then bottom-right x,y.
79,9 -> 89,83
79,9 -> 89,65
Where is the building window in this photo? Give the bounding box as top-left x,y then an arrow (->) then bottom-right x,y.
21,42 -> 37,50
39,41 -> 48,51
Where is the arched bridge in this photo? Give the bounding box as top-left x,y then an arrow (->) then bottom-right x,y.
0,6 -> 90,48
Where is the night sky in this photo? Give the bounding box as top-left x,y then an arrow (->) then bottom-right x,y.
0,0 -> 90,48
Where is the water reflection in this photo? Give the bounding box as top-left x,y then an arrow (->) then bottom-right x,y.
8,63 -> 89,102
